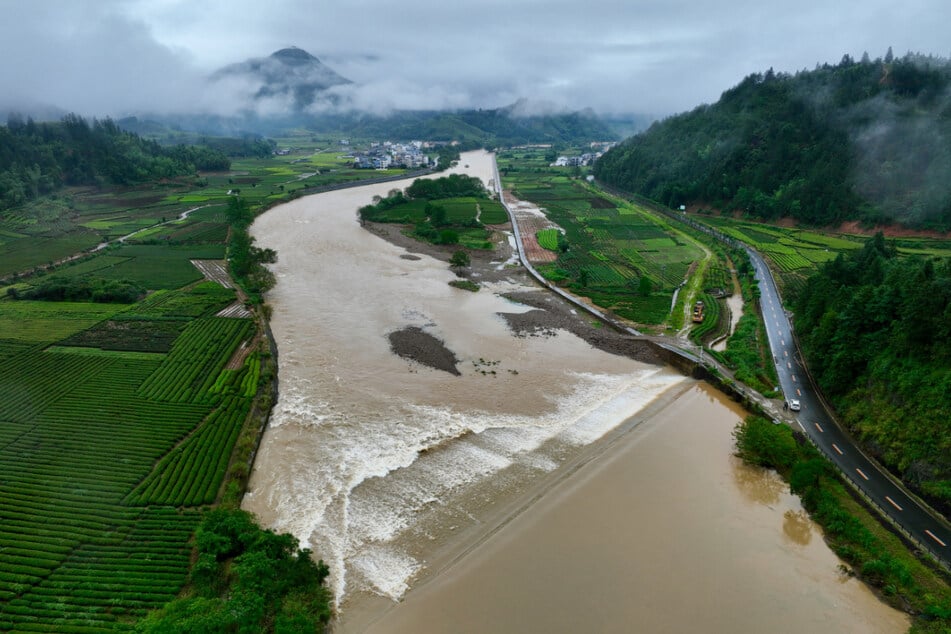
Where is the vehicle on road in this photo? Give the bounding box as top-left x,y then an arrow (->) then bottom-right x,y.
788,399 -> 801,411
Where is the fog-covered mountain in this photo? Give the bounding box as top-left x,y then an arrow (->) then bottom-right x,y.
210,46 -> 352,112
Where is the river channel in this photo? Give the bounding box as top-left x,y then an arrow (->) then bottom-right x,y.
246,151 -> 907,632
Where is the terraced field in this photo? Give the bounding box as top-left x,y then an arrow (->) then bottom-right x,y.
0,282 -> 261,630
694,217 -> 865,296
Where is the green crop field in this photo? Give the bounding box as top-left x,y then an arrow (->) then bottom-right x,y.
499,148 -> 706,327
536,228 -> 561,251
0,288 -> 260,630
693,216 -> 870,295
75,244 -> 226,289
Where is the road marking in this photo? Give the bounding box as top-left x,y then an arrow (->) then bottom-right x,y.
814,422 -> 824,433
787,361 -> 792,369
784,350 -> 788,357
925,530 -> 947,547
856,468 -> 869,481
796,389 -> 801,396
792,375 -> 797,382
832,443 -> 843,455
780,339 -> 785,346
885,496 -> 903,511
797,420 -> 806,432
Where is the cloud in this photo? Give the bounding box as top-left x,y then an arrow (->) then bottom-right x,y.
0,1 -> 205,116
2,0 -> 950,119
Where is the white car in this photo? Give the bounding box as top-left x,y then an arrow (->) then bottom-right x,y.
788,399 -> 801,411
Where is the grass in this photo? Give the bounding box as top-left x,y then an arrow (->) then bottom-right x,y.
449,279 -> 480,292
71,244 -> 226,289
0,137 -> 412,280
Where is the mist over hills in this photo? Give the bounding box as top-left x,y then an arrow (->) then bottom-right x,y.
595,51 -> 951,230
114,48 -> 627,144
210,46 -> 352,113
1,46 -> 630,145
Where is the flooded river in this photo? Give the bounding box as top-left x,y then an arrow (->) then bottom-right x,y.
247,151 -> 907,632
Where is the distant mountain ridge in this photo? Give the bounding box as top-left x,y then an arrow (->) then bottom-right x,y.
595,52 -> 951,230
211,46 -> 351,111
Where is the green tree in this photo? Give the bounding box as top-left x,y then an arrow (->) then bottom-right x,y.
437,229 -> 459,245
450,250 -> 470,268
578,268 -> 590,287
638,275 -> 652,297
733,416 -> 798,470
426,202 -> 448,226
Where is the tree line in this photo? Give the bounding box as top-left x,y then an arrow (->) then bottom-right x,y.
226,196 -> 276,295
793,234 -> 951,513
136,508 -> 332,632
0,114 -> 230,209
594,51 -> 951,230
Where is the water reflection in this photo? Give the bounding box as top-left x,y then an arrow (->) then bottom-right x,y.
783,509 -> 813,546
731,456 -> 785,506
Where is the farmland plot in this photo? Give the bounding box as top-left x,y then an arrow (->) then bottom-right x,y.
0,292 -> 259,630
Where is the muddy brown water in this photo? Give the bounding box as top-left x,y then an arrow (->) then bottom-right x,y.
351,385 -> 908,633
247,151 -> 907,632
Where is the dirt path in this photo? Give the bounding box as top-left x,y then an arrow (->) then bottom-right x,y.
501,190 -> 560,264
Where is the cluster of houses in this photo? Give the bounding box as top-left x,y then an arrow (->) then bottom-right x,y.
350,141 -> 431,170
550,142 -> 617,168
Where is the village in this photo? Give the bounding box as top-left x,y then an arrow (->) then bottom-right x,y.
347,139 -> 433,169
550,141 -> 617,167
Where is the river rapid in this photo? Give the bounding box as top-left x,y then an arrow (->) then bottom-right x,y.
246,151 -> 907,632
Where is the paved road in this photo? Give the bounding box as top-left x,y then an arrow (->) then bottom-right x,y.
747,247 -> 951,569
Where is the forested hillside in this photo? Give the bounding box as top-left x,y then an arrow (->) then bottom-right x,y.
794,234 -> 951,513
595,51 -> 951,230
0,115 -> 230,209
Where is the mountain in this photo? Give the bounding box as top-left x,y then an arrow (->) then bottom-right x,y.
594,52 -> 951,230
211,46 -> 351,112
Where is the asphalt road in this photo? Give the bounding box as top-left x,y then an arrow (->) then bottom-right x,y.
747,247 -> 951,568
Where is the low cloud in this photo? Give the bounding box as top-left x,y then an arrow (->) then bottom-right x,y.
2,0 -> 949,120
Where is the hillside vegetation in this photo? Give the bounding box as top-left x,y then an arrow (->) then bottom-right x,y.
0,115 -> 229,209
794,234 -> 951,514
595,51 -> 951,230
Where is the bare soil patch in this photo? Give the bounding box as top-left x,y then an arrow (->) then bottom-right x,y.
388,326 -> 461,375
499,291 -> 665,365
836,220 -> 950,239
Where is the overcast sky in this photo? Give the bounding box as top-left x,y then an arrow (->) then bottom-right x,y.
2,0 -> 949,119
